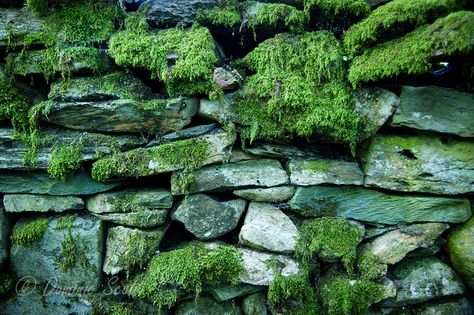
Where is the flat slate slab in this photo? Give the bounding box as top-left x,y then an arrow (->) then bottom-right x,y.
233,186 -> 295,202
3,194 -> 84,213
0,7 -> 44,47
145,0 -> 219,27
288,159 -> 363,186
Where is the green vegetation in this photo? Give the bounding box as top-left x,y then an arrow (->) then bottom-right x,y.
348,10 -> 474,86
54,214 -> 77,230
304,0 -> 369,17
299,160 -> 331,172
47,142 -> 83,181
357,252 -> 387,280
197,0 -> 243,28
125,242 -> 243,308
296,217 -> 364,274
250,3 -> 307,33
11,217 -> 49,246
0,80 -> 31,133
26,0 -> 50,16
57,231 -> 90,271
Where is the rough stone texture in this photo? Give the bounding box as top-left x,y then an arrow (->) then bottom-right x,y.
238,248 -> 299,286
361,134 -> 474,195
353,87 -> 399,140
391,86 -> 474,137
0,7 -> 44,47
172,194 -> 246,240
239,202 -> 297,254
146,0 -> 219,27
41,97 -> 198,134
0,170 -> 123,195
244,143 -> 310,159
242,291 -> 268,315
175,295 -> 242,315
208,284 -> 263,302
289,186 -> 471,224
288,159 -> 363,186
3,194 -> 84,213
198,93 -> 241,124
172,159 -> 289,195
103,225 -> 167,275
0,127 -> 145,170
0,209 -> 10,265
213,67 -> 242,91
414,298 -> 473,315
382,257 -> 465,306
11,215 -> 104,291
146,124 -> 218,148
447,217 -> 474,289
233,186 -> 295,202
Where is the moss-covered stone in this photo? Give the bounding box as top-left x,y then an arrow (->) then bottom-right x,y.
10,216 -> 49,246
447,217 -> 474,289
0,79 -> 31,133
0,7 -> 44,48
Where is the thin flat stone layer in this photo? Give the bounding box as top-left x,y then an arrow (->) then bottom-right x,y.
146,0 -> 219,27
3,194 -> 84,213
233,186 -> 295,202
288,159 -> 363,186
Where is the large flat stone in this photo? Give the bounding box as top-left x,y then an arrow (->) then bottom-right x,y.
288,159 -> 363,186
361,134 -> 474,195
3,194 -> 84,213
391,86 -> 474,137
288,186 -> 471,223
146,0 -> 219,27
233,186 -> 295,202
198,93 -> 242,124
0,7 -> 44,47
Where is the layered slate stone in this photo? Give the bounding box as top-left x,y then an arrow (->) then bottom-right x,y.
172,194 -> 246,240
39,97 -> 198,134
381,257 -> 465,306
213,67 -> 242,91
3,194 -> 84,213
233,186 -> 295,202
0,209 -> 10,265
288,159 -> 363,186
0,7 -> 44,47
146,0 -> 219,27
199,93 -> 242,124
11,215 -> 104,291
289,186 -> 471,224
412,298 -> 473,315
208,284 -> 263,302
239,202 -> 297,254
86,189 -> 172,228
391,86 -> 474,137
447,217 -> 474,289
171,159 -> 289,195
175,295 -> 242,315
146,124 -> 218,148
361,134 -> 474,195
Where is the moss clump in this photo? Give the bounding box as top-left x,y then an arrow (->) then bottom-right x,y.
125,242 -> 243,308
0,80 -> 31,133
197,0 -> 243,28
234,32 -> 361,146
299,160 -> 331,172
296,217 -> 364,274
47,141 -> 83,181
26,0 -> 50,16
348,10 -> 474,87
343,0 -> 459,56
304,0 -> 370,17
57,231 -> 90,271
357,252 -> 387,280
251,3 -> 307,33
11,217 -> 49,246
54,214 -> 77,230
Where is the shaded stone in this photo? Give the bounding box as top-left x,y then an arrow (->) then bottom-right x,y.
208,284 -> 263,302
198,93 -> 241,124
414,298 -> 473,315
242,291 -> 268,315
447,217 -> 474,289
0,170 -> 123,195
391,86 -> 474,137
213,67 -> 242,90
39,97 -> 198,134
0,272 -> 13,296
11,215 -> 104,291
233,186 -> 295,202
228,149 -> 259,163
239,202 -> 297,254
361,134 -> 474,195
0,208 -> 10,265
382,257 -> 465,307
406,237 -> 445,258
172,159 -> 289,195
3,194 -> 84,213
146,0 -> 219,28
0,7 -> 44,47
146,124 -> 218,147
245,143 -> 309,159
176,295 -> 242,315
288,159 -> 363,186
172,194 -> 246,240
289,186 -> 471,223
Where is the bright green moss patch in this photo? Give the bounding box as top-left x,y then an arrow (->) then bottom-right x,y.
344,0 -> 459,56
357,252 -> 387,280
0,80 -> 31,133
48,142 -> 83,181
26,0 -> 50,16
58,231 -> 90,271
251,3 -> 307,33
296,217 -> 364,274
304,0 -> 369,21
348,10 -> 474,86
11,217 -> 49,246
197,0 -> 243,28
125,242 -> 243,308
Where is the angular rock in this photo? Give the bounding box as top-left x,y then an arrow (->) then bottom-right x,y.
289,186 -> 471,223
239,202 -> 297,254
233,186 -> 295,202
93,211 -> 169,228
175,295 -> 242,315
172,159 -> 289,195
245,143 -> 309,159
208,284 -> 263,302
0,208 -> 10,265
414,298 -> 473,315
11,215 -> 104,291
0,170 -> 123,195
103,225 -> 167,275
391,86 -> 474,137
238,248 -> 299,286
361,134 -> 474,195
447,217 -> 474,289
3,194 -> 84,213
353,87 -> 399,140
39,97 -> 198,134
146,124 -> 218,148
0,7 -> 44,47
382,257 -> 465,306
213,67 -> 242,91
146,0 -> 219,27
357,223 -> 449,279
228,149 -> 259,163
172,194 -> 246,240
199,93 -> 241,124
242,291 -> 268,315
288,159 -> 363,186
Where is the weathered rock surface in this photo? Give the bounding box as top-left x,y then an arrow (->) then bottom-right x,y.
103,225 -> 167,275
146,0 -> 219,27
382,257 -> 465,306
172,194 -> 246,240
172,159 -> 289,195
239,202 -> 297,254
3,194 -> 84,213
391,86 -> 474,137
176,295 -> 242,315
0,7 -> 44,47
233,186 -> 295,202
213,67 -> 242,91
413,298 -> 473,315
447,217 -> 474,289
146,124 -> 218,148
0,209 -> 10,265
288,159 -> 363,186
242,291 -> 268,315
0,170 -> 123,195
361,134 -> 474,195
289,186 -> 471,223
11,215 -> 104,291
39,97 -> 198,134
198,93 -> 241,124
208,284 -> 263,302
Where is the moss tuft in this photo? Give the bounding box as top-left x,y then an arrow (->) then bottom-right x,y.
357,252 -> 387,280
26,0 -> 50,16
197,0 -> 243,28
11,217 -> 49,246
251,3 -> 307,33
304,0 -> 370,17
57,231 -> 89,271
47,141 -> 83,181
0,80 -> 31,133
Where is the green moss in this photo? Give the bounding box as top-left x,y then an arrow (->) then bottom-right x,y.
343,0 -> 459,56
47,141 -> 83,181
125,242 -> 243,308
251,3 -> 307,33
197,0 -> 243,28
299,160 -> 331,172
0,80 -> 31,133
348,10 -> 474,87
27,0 -> 50,16
117,230 -> 166,272
304,0 -> 370,17
11,217 -> 49,246
357,253 -> 387,280
296,217 -> 364,274
55,214 -> 77,230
